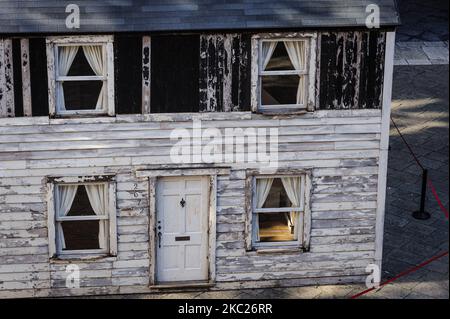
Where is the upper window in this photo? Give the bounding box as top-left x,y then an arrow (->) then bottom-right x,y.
48,178 -> 117,258
252,176 -> 306,248
46,36 -> 114,117
256,35 -> 316,113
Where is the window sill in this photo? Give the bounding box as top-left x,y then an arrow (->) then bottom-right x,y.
149,281 -> 214,290
50,254 -> 116,263
52,113 -> 113,119
256,109 -> 310,116
250,246 -> 304,255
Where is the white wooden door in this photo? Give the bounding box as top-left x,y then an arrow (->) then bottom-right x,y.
156,176 -> 209,283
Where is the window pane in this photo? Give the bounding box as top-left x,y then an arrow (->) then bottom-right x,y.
62,80 -> 103,110
64,48 -> 97,76
265,42 -> 295,71
262,178 -> 293,209
261,75 -> 299,105
258,212 -> 297,242
61,220 -> 101,250
67,186 -> 96,217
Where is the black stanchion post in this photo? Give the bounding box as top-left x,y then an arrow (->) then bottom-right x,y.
412,169 -> 431,220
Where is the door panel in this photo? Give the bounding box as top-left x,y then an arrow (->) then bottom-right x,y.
156,176 -> 209,283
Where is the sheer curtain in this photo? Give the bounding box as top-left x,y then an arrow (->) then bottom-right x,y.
85,184 -> 107,249
56,185 -> 78,250
281,177 -> 303,239
57,46 -> 79,111
254,178 -> 274,241
82,46 -> 106,111
261,42 -> 277,71
284,41 -> 306,105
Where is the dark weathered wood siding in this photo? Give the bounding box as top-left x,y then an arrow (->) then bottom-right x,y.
199,34 -> 251,112
12,39 -> 23,117
29,38 -> 49,116
151,35 -> 200,113
319,31 -> 385,110
114,35 -> 142,115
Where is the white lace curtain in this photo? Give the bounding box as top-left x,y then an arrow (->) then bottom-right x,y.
281,176 -> 303,239
82,46 -> 106,110
284,41 -> 306,105
57,46 -> 79,111
56,185 -> 78,250
57,45 -> 106,111
254,178 -> 274,241
56,184 -> 107,251
261,42 -> 277,71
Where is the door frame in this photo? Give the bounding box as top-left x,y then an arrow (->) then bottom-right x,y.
138,167 -> 229,287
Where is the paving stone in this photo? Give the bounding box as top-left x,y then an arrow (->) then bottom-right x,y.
283,286 -> 323,299
194,290 -> 243,299
368,283 -> 413,299
423,46 -> 449,61
404,291 -> 436,299
315,285 -> 355,299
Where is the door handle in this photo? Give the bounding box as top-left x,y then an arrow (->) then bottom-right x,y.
157,231 -> 162,248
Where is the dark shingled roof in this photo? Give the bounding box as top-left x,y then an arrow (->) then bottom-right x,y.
0,0 -> 400,35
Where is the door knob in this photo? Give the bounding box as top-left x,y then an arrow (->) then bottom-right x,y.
180,198 -> 186,207
157,231 -> 162,248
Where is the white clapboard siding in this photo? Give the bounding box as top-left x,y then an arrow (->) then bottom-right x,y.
0,110 -> 383,297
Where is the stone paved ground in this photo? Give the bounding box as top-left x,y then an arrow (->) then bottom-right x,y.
395,41 -> 449,66
396,0 -> 448,42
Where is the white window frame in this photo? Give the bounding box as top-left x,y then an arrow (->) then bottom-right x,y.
46,35 -> 115,117
251,33 -> 317,113
47,176 -> 117,259
245,170 -> 312,251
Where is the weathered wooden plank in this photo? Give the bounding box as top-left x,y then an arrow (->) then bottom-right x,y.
20,39 -> 32,116
0,39 -> 15,118
216,267 -> 367,282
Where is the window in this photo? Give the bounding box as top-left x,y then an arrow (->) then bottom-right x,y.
46,36 -> 114,117
47,177 -> 117,258
252,176 -> 307,248
254,34 -> 316,112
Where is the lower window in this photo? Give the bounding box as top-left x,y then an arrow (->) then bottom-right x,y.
252,176 -> 306,248
49,178 -> 117,257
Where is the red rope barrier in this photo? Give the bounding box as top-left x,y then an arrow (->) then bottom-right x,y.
428,179 -> 449,219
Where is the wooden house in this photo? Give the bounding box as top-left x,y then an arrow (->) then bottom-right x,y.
0,0 -> 399,298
